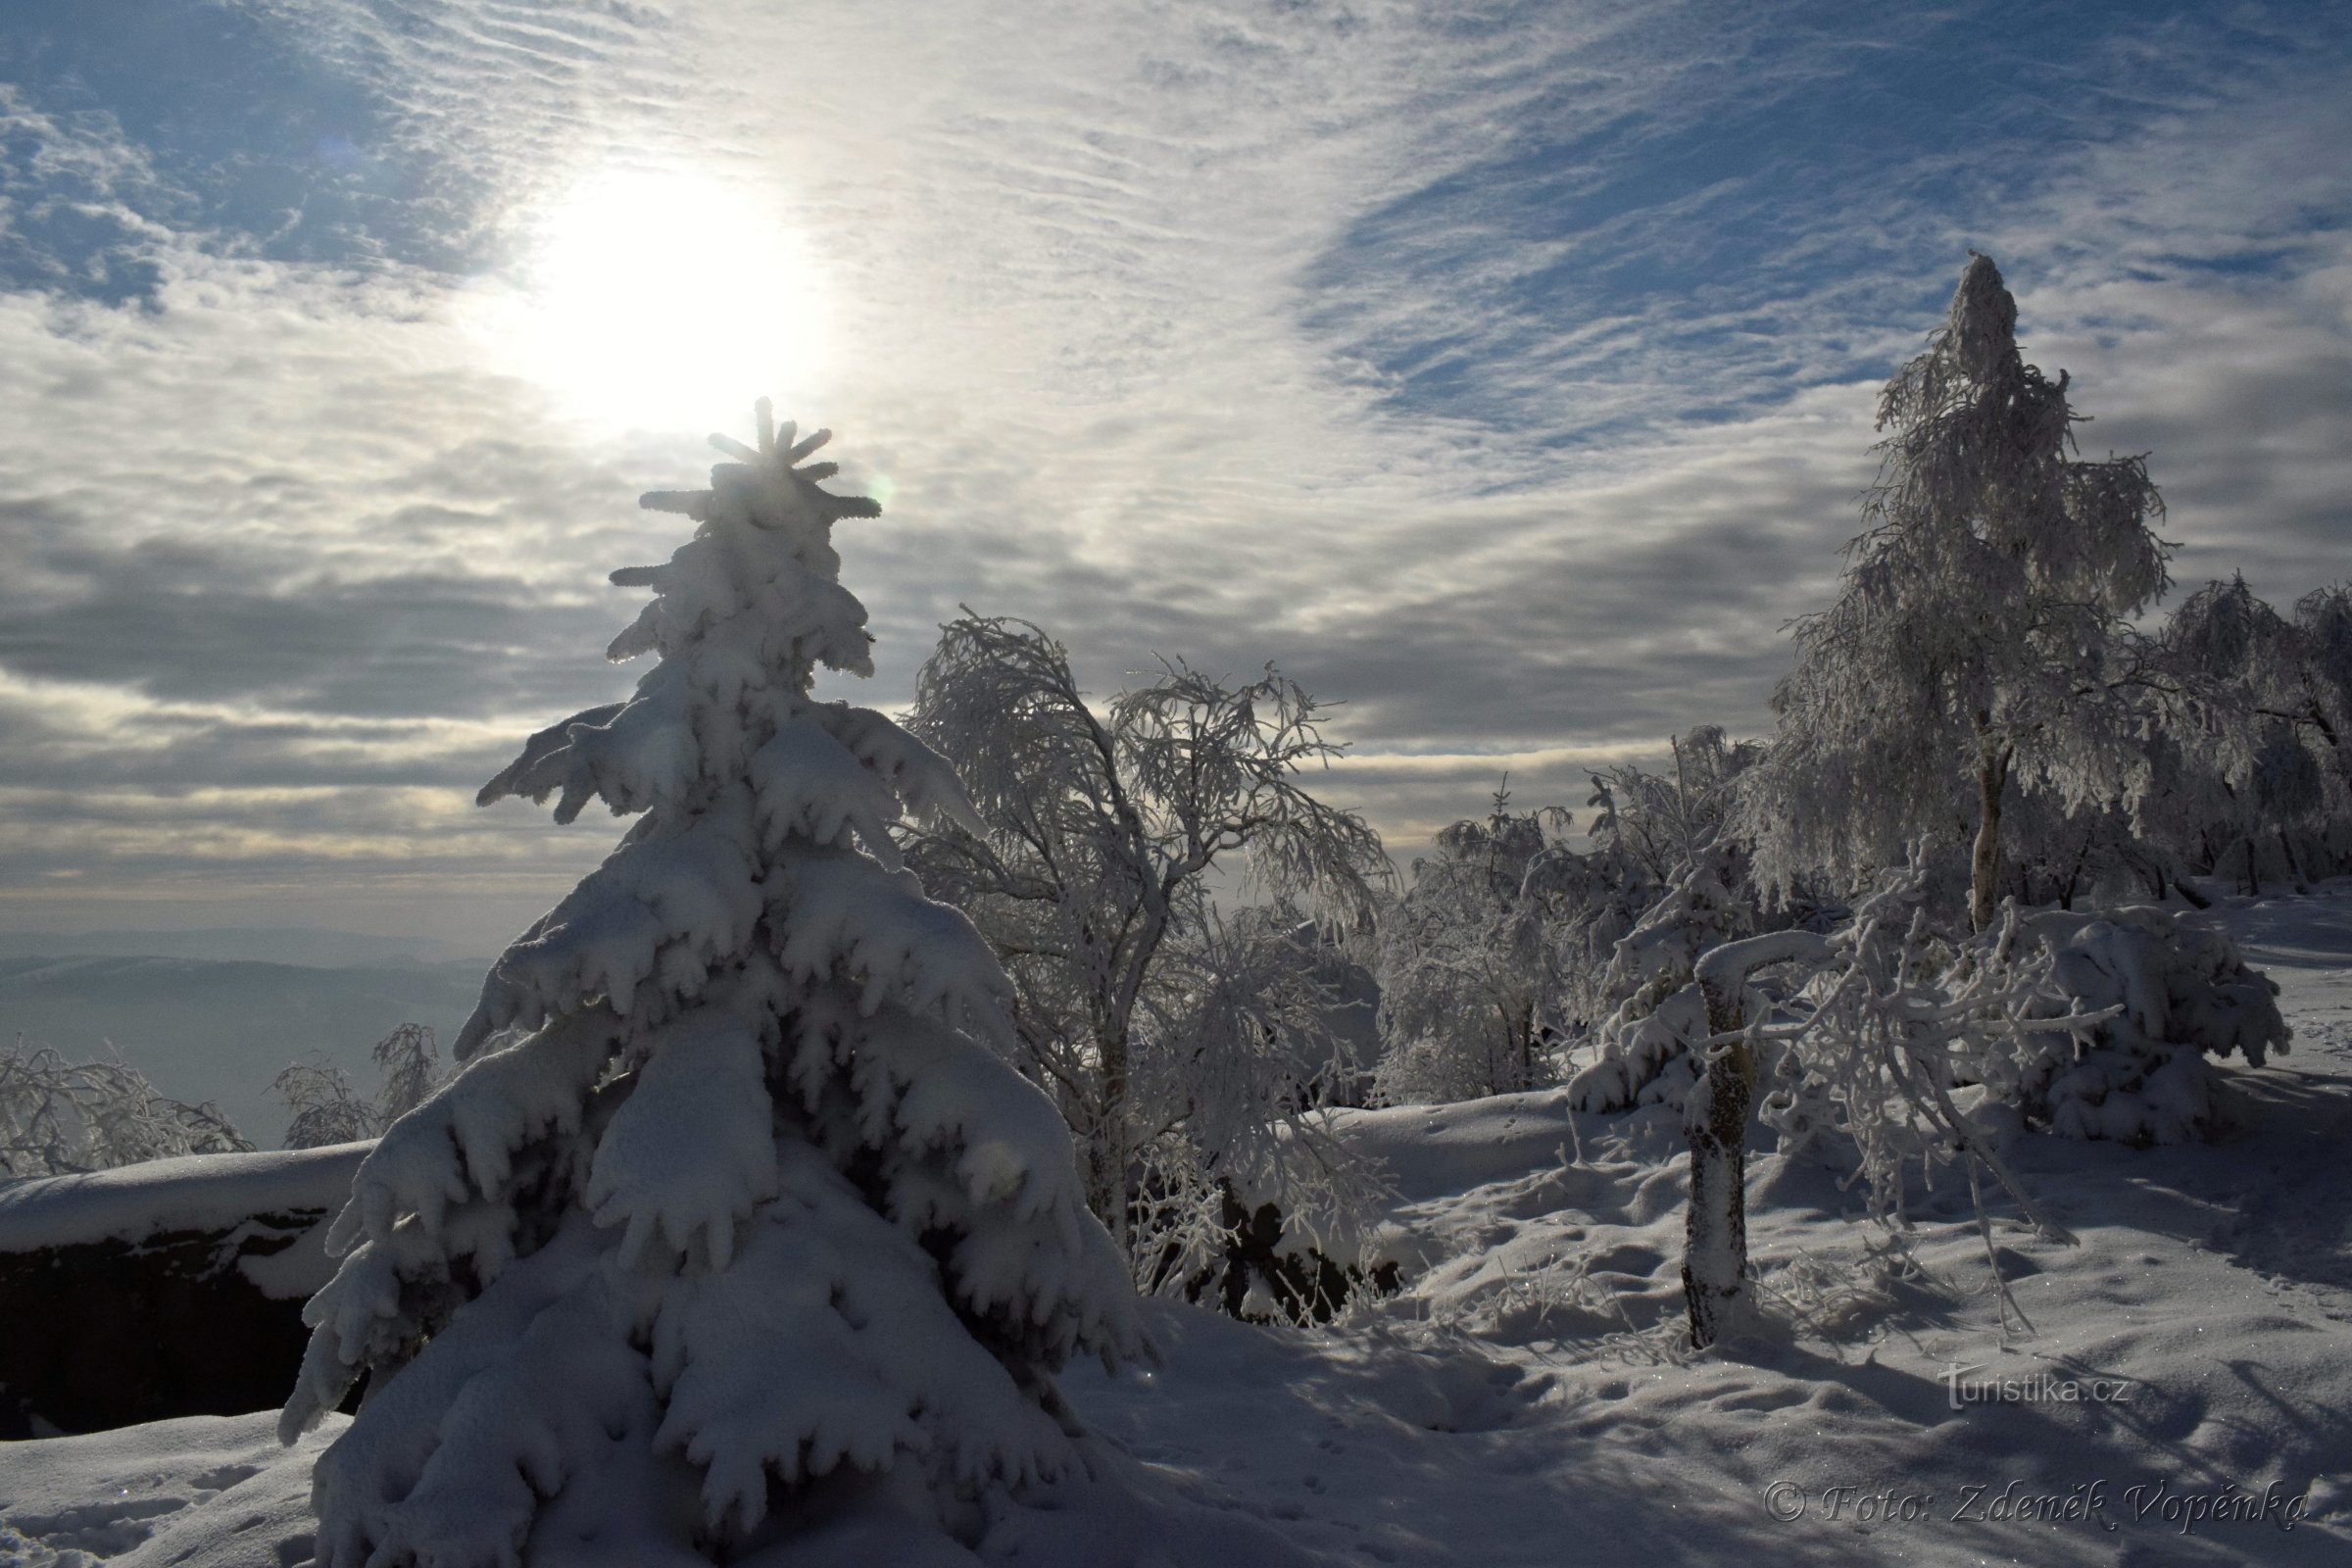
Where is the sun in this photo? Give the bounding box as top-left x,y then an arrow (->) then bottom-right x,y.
468,167 -> 835,434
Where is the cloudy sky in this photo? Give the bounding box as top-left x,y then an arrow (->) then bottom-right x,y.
1,0 -> 2345,955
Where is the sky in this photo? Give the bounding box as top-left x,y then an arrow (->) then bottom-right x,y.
0,0 -> 2346,956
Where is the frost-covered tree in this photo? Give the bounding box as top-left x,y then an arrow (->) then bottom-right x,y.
1560,731 -> 1794,1113
1682,874 -> 2287,1347
275,1023 -> 446,1150
1588,728 -> 1764,888
1747,254 -> 2173,930
1678,878 -> 2116,1348
0,1038 -> 251,1177
1127,903 -> 1386,1308
2148,575 -> 2352,890
1374,782 -> 1575,1104
1565,837 -> 1754,1114
901,614 -> 1391,1272
2295,583 -> 2352,786
279,407 -> 1140,1567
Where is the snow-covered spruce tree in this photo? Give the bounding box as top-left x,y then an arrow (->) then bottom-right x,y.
279,407 -> 1140,1567
1745,254 -> 2172,931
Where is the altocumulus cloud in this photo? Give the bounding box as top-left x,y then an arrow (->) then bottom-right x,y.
0,0 -> 2345,946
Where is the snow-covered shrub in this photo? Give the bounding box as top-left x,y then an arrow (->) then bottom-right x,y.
1732,887 -> 2285,1349
279,406 -> 1142,1566
0,1040 -> 251,1178
1999,905 -> 2289,1145
902,614 -> 1391,1279
273,1023 -> 446,1150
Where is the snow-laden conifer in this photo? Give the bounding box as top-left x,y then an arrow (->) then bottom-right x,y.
278,405 -> 1141,1567
1746,254 -> 2173,929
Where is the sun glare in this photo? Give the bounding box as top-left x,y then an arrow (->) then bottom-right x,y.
468,168 -> 834,434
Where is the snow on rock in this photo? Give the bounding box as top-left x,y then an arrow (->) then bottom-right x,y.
0,1144 -> 367,1258
1,1148 -> 368,1437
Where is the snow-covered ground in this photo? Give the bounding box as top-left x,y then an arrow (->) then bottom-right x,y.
8,886 -> 2352,1565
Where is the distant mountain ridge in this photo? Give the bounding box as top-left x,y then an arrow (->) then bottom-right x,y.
0,952 -> 487,1149
0,927 -> 489,969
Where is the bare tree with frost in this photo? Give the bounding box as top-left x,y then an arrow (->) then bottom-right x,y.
1588,728 -> 1764,889
1,1037 -> 251,1177
1746,254 -> 2173,930
901,614 -> 1391,1275
1373,781 -> 1575,1104
278,406 -> 1141,1567
2150,575 -> 2352,890
275,1022 -> 446,1150
1678,879 -> 2106,1348
1679,871 -> 2285,1347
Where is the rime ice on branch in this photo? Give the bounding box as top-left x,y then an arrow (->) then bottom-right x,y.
279,403 -> 1141,1567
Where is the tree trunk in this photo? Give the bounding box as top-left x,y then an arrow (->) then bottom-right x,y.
2279,827 -> 2309,892
1682,930 -> 1829,1350
1092,1030 -> 1131,1255
1683,1007 -> 1752,1352
1969,737 -> 2012,933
